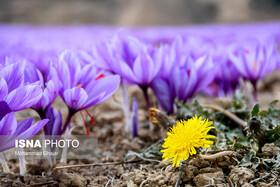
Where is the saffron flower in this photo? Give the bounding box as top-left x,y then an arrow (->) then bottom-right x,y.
92,33 -> 161,86
161,116 -> 215,167
0,101 -> 48,172
24,62 -> 60,115
229,40 -> 279,100
151,55 -> 215,114
57,50 -> 120,133
0,102 -> 48,152
205,57 -> 240,97
91,33 -> 162,108
0,62 -> 43,112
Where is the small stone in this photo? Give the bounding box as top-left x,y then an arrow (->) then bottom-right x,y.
229,167 -> 255,185
52,169 -> 87,187
262,143 -> 279,156
242,183 -> 254,187
183,165 -> 199,181
189,157 -> 211,168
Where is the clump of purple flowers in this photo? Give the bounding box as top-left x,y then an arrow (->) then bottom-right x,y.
151,36 -> 216,114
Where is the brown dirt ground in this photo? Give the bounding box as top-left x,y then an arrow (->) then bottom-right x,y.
1,71 -> 280,187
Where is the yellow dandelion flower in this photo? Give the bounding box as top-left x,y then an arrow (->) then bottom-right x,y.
161,115 -> 215,167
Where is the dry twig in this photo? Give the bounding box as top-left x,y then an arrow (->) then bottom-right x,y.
203,105 -> 247,127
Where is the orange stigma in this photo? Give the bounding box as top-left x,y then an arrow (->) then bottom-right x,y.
95,73 -> 104,80
253,61 -> 257,74
76,84 -> 83,88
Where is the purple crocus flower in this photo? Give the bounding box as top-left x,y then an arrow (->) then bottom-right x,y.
229,40 -> 279,100
91,33 -> 162,108
152,55 -> 215,114
206,59 -> 240,97
151,36 -> 216,114
0,101 -> 48,153
57,50 -> 120,133
23,62 -> 60,117
0,62 -> 43,112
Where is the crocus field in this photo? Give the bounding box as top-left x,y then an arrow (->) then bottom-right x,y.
1,22 -> 280,186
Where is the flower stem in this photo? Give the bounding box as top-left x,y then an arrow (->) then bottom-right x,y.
140,86 -> 153,130
42,133 -> 53,167
17,147 -> 27,175
35,108 -> 49,135
175,163 -> 184,187
140,86 -> 151,109
121,84 -> 131,133
60,126 -> 71,164
239,78 -> 254,109
252,81 -> 258,103
62,109 -> 75,134
0,152 -> 10,173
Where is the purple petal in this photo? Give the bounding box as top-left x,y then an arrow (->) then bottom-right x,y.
0,119 -> 48,152
52,110 -> 62,135
58,50 -> 81,89
0,77 -> 8,101
63,87 -> 88,110
33,79 -> 59,111
24,61 -> 44,84
14,118 -> 34,135
0,112 -> 17,136
132,53 -> 155,85
84,75 -> 120,108
6,85 -> 43,112
18,119 -> 48,137
0,62 -> 24,92
151,78 -> 174,114
131,98 -> 138,138
45,106 -> 62,136
0,101 -> 12,120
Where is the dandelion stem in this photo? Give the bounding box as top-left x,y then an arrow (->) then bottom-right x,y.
0,152 -> 10,173
175,163 -> 184,187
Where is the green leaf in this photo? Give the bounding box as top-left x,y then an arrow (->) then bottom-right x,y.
269,100 -> 278,108
251,103 -> 260,116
